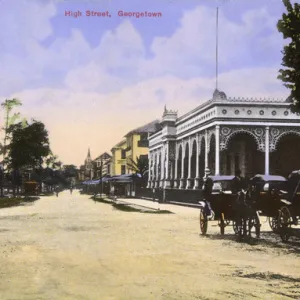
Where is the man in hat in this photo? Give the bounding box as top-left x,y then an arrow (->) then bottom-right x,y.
232,169 -> 244,194
202,168 -> 213,218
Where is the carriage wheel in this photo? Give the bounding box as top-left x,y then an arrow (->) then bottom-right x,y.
278,206 -> 292,242
268,216 -> 279,233
199,208 -> 208,235
219,213 -> 225,235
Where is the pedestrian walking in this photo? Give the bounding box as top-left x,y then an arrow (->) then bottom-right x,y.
55,186 -> 59,197
152,188 -> 156,202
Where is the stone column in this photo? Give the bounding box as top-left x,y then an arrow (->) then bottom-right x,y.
174,146 -> 178,188
150,162 -> 154,188
164,142 -> 171,188
194,134 -> 200,189
160,147 -> 164,188
215,125 -> 220,175
170,160 -> 173,186
155,152 -> 159,188
150,152 -> 155,188
186,139 -> 193,189
179,142 -> 185,189
265,126 -> 270,175
204,130 -> 209,175
147,153 -> 152,188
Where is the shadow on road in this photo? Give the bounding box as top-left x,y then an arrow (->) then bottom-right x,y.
0,196 -> 40,209
200,231 -> 300,255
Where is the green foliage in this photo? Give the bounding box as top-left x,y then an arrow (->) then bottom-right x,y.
63,164 -> 78,178
92,196 -> 172,214
126,155 -> 149,178
112,203 -> 172,214
1,98 -> 22,112
277,0 -> 300,112
0,196 -> 39,209
1,98 -> 23,167
6,120 -> 51,170
45,154 -> 61,169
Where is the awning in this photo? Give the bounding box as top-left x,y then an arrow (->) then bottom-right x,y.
82,176 -> 112,185
108,173 -> 142,183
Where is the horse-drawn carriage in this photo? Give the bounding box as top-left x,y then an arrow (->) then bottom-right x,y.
277,170 -> 300,242
246,174 -> 288,232
199,175 -> 260,239
198,171 -> 300,242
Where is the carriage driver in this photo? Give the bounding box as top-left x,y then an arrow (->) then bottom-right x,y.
232,169 -> 245,193
202,168 -> 213,217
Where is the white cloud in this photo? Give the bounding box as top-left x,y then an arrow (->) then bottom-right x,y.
95,20 -> 145,69
0,2 -> 290,165
0,0 -> 55,48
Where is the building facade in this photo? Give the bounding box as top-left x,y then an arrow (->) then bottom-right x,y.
79,148 -> 93,181
147,89 -> 300,192
93,152 -> 112,178
111,140 -> 127,176
124,120 -> 161,174
111,120 -> 161,176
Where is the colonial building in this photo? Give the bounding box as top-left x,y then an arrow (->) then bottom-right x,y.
124,120 -> 161,174
111,139 -> 127,176
111,120 -> 161,176
93,152 -> 112,178
147,89 -> 300,194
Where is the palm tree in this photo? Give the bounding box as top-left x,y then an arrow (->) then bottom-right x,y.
1,98 -> 22,170
126,156 -> 149,178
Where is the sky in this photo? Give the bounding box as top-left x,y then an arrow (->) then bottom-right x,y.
0,0 -> 292,167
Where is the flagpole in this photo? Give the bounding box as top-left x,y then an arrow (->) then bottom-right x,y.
216,6 -> 219,90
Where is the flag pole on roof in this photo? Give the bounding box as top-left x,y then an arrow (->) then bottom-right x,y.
216,6 -> 219,91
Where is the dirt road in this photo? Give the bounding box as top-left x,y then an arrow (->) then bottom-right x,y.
0,191 -> 299,299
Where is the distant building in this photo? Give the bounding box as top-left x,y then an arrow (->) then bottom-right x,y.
93,152 -> 112,178
79,148 -> 93,180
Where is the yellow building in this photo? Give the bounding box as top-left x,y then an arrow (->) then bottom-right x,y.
111,139 -> 127,176
111,120 -> 161,176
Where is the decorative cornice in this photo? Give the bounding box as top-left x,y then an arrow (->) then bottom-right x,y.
227,97 -> 285,103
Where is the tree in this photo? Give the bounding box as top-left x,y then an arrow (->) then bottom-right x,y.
63,164 -> 78,186
126,156 -> 149,178
63,165 -> 78,178
1,98 -> 23,169
45,153 -> 61,169
277,0 -> 300,112
7,119 -> 51,171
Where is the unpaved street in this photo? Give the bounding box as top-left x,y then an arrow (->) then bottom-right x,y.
0,191 -> 299,300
